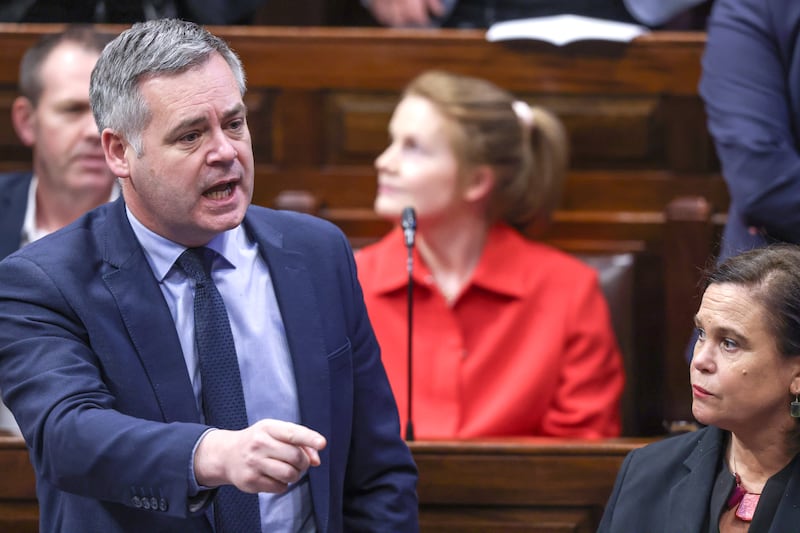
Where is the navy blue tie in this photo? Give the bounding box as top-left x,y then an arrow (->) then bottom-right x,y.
177,247 -> 261,533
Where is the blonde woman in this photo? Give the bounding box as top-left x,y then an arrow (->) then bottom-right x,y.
356,70 -> 624,439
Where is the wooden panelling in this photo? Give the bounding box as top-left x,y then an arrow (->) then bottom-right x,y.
0,435 -> 650,532
0,437 -> 37,533
0,25 -> 717,530
413,439 -> 650,532
0,25 -> 727,432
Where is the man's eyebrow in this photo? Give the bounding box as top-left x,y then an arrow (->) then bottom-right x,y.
222,102 -> 247,121
165,103 -> 247,140
165,115 -> 208,140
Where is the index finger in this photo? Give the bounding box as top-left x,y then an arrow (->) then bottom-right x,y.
301,445 -> 323,467
272,420 -> 327,451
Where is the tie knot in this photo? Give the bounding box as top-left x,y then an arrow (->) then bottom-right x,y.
177,247 -> 213,283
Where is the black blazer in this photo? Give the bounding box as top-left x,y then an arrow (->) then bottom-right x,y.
0,171 -> 31,260
598,426 -> 800,532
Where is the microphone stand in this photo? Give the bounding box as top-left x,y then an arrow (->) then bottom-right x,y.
405,237 -> 415,441
401,207 -> 416,441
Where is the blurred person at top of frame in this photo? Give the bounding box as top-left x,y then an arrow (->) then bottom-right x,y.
0,0 -> 268,24
355,69 -> 625,439
360,0 -> 711,29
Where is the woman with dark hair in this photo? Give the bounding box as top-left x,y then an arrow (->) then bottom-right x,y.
599,244 -> 800,531
355,70 -> 624,439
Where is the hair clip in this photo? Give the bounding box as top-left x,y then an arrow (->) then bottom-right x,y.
512,100 -> 535,129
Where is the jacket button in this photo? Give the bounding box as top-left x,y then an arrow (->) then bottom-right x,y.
132,496 -> 142,508
159,498 -> 168,512
149,497 -> 159,510
142,497 -> 151,510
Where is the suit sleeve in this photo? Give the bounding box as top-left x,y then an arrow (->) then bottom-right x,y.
699,0 -> 800,244
0,254 -> 210,519
540,272 -> 624,437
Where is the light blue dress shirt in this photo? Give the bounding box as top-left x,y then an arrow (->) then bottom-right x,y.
127,208 -> 315,533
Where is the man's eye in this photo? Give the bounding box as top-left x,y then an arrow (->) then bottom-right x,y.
61,105 -> 88,115
695,327 -> 706,341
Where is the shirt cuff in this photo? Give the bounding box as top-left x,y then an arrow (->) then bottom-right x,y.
188,427 -> 218,513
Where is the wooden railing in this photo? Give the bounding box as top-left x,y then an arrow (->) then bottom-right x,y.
0,435 -> 651,532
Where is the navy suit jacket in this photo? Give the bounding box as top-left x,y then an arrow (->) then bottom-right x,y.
0,197 -> 418,532
598,426 -> 800,532
700,0 -> 800,262
0,171 -> 32,260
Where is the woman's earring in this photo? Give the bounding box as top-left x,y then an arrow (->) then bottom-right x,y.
791,394 -> 800,418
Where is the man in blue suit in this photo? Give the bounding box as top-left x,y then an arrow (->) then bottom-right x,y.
699,0 -> 800,263
0,26 -> 117,436
0,18 -> 418,533
0,26 -> 116,261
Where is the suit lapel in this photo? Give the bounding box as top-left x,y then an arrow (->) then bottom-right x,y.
101,199 -> 200,423
667,427 -> 725,531
245,214 -> 331,530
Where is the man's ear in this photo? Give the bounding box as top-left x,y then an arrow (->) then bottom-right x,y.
101,129 -> 131,178
463,165 -> 496,203
11,96 -> 36,147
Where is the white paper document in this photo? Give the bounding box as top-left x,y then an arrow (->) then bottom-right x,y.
486,14 -> 649,46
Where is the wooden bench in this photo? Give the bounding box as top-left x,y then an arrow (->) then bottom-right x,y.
0,25 -> 727,431
0,434 -> 650,532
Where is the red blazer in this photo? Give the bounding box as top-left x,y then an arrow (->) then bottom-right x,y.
356,224 -> 624,439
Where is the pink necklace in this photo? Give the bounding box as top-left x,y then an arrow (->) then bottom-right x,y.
726,457 -> 761,522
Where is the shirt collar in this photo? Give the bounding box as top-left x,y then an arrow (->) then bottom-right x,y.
125,206 -> 242,282
20,175 -> 40,247
368,223 -> 531,299
21,176 -> 121,247
470,224 -> 533,298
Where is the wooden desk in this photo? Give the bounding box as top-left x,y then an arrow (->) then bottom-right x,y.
0,435 -> 647,532
412,439 -> 648,532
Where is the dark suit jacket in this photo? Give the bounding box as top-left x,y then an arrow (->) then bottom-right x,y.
598,426 -> 800,532
699,0 -> 800,262
0,197 -> 418,532
182,0 -> 267,23
0,171 -> 31,260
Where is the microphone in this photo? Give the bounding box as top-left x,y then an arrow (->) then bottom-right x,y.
400,207 -> 416,441
401,206 -> 416,248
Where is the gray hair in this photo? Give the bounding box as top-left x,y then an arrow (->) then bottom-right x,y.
90,18 -> 246,155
